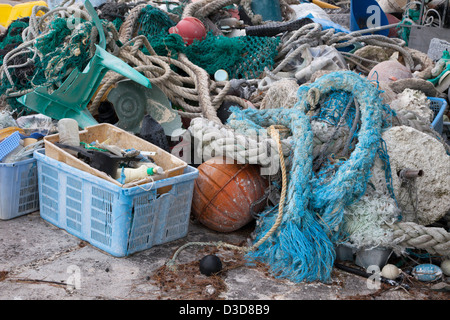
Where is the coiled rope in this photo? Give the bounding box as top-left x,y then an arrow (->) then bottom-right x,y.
392,222 -> 450,257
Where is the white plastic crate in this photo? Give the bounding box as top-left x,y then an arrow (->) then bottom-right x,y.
34,149 -> 199,257
0,157 -> 39,220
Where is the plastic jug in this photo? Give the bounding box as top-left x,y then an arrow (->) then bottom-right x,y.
116,165 -> 163,184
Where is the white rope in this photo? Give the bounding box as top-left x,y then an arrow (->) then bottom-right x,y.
391,222 -> 450,257
188,117 -> 291,170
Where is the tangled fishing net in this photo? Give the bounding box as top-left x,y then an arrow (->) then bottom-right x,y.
343,191 -> 400,249
0,4 -> 121,114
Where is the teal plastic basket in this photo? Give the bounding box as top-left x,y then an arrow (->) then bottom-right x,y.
33,149 -> 198,257
0,157 -> 39,220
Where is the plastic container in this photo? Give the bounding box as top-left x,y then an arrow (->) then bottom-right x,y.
0,127 -> 25,141
0,157 -> 39,220
0,1 -> 47,28
0,131 -> 21,161
34,149 -> 199,257
57,118 -> 80,147
355,246 -> 392,269
428,97 -> 447,135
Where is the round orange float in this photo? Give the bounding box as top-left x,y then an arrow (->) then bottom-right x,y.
192,157 -> 269,232
168,17 -> 206,45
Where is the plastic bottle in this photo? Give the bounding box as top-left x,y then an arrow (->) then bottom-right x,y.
140,162 -> 164,173
116,165 -> 163,184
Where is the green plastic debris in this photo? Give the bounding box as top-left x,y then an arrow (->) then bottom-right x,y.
428,50 -> 450,87
107,79 -> 182,136
16,0 -> 151,129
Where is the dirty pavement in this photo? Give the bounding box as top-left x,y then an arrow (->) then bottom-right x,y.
1,0 -> 450,305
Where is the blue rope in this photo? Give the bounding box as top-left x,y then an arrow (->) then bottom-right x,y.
227,71 -> 386,283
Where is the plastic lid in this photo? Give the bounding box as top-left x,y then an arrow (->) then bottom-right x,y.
214,69 -> 228,82
147,166 -> 164,175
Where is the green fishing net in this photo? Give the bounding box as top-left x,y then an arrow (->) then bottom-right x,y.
136,5 -> 280,79
32,18 -> 95,88
0,15 -> 110,114
137,5 -> 175,37
136,5 -> 183,57
185,33 -> 280,79
0,19 -> 29,64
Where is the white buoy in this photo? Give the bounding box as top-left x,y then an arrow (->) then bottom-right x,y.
441,259 -> 450,277
381,264 -> 401,280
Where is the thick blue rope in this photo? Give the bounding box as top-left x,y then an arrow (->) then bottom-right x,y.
227,71 -> 385,283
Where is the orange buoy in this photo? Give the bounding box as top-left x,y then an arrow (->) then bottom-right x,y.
168,17 -> 206,45
192,157 -> 268,232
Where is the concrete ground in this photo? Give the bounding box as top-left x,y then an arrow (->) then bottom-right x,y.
1,210 -> 449,302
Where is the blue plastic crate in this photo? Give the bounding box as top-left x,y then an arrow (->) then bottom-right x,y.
0,131 -> 20,161
428,97 -> 447,135
33,149 -> 198,257
0,157 -> 39,220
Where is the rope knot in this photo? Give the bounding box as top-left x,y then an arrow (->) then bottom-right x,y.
307,87 -> 321,110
